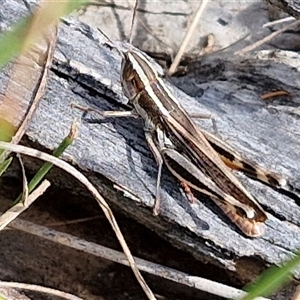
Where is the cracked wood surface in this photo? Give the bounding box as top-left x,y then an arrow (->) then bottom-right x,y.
1,0 -> 300,281
265,0 -> 300,18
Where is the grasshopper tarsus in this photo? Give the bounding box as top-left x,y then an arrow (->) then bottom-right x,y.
213,199 -> 265,237
152,199 -> 160,216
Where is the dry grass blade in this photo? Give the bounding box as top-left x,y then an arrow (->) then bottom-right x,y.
0,281 -> 83,300
128,0 -> 139,47
0,141 -> 156,300
168,0 -> 209,76
8,217 -> 270,300
292,284 -> 300,300
45,215 -> 102,227
10,25 -> 58,146
0,23 -> 58,162
235,20 -> 300,55
260,90 -> 290,100
0,180 -> 50,231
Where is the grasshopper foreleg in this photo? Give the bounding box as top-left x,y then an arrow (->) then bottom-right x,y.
72,103 -> 139,119
144,131 -> 164,216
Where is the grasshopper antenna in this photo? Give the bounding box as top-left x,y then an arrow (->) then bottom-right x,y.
128,0 -> 139,50
98,0 -> 138,56
97,26 -> 125,58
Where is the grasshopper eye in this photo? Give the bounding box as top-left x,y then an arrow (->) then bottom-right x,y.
122,64 -> 135,81
122,67 -> 138,88
131,78 -> 138,89
121,53 -> 134,79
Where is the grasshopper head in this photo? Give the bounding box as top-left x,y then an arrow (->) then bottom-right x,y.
121,51 -> 143,103
121,49 -> 159,104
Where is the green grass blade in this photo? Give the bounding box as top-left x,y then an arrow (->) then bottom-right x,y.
0,118 -> 17,142
0,293 -> 6,300
0,0 -> 88,69
0,157 -> 13,177
0,17 -> 31,69
241,251 -> 300,300
14,125 -> 77,204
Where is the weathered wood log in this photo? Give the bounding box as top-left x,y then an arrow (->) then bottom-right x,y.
1,0 -> 300,284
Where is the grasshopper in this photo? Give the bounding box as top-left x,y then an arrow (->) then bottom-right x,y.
78,2 -> 299,237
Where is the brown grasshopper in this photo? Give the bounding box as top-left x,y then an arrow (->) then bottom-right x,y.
77,2 -> 299,237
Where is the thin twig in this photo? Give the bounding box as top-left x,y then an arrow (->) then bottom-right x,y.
168,0 -> 209,76
16,153 -> 29,205
8,217 -> 270,300
128,0 -> 139,47
0,141 -> 156,300
235,20 -> 300,55
0,281 -> 83,300
263,16 -> 295,28
260,90 -> 290,100
45,215 -> 102,227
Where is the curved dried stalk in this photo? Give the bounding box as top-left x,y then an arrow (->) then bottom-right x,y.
0,141 -> 156,300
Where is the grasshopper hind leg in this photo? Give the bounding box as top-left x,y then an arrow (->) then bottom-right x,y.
202,129 -> 300,203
